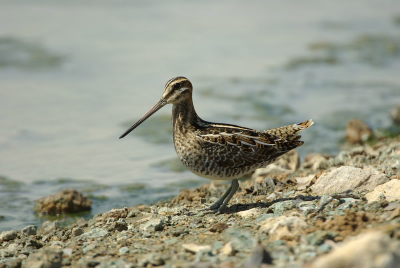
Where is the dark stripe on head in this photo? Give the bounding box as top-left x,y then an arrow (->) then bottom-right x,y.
165,76 -> 188,89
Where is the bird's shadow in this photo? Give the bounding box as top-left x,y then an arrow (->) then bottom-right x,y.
223,194 -> 321,214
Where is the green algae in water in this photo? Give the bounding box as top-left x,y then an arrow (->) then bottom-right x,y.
0,36 -> 63,70
119,183 -> 146,192
285,55 -> 339,69
0,176 -> 23,192
303,34 -> 400,68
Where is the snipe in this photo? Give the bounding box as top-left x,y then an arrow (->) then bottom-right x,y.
120,77 -> 313,213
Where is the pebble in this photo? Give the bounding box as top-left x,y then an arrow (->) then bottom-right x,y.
82,244 -> 96,254
72,227 -> 83,237
307,230 -> 339,246
224,228 -> 256,252
21,225 -> 37,236
242,243 -> 272,267
220,242 -> 235,256
0,230 -> 18,241
273,200 -> 296,216
391,160 -> 400,170
82,228 -> 108,239
317,243 -> 333,253
140,216 -> 165,232
237,208 -> 262,218
268,216 -> 308,241
62,248 -> 73,256
118,246 -> 129,255
182,243 -> 212,253
209,223 -> 228,233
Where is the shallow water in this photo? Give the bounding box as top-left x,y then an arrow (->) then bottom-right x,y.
1,0 -> 400,232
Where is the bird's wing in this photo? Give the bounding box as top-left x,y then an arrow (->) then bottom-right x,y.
195,123 -> 300,169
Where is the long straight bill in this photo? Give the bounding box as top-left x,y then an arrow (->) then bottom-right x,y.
119,99 -> 167,139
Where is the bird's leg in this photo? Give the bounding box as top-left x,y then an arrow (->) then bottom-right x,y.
210,179 -> 239,212
216,179 -> 239,213
210,182 -> 233,210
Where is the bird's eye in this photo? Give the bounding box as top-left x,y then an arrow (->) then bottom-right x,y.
174,82 -> 181,89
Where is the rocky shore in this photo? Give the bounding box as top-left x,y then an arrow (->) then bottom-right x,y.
1,136 -> 400,268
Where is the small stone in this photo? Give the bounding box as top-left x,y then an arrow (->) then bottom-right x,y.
21,225 -> 37,236
317,243 -> 333,253
165,237 -> 180,245
119,247 -> 129,255
388,207 -> 400,221
391,160 -> 400,170
25,247 -> 62,268
209,223 -> 228,233
365,179 -> 400,203
82,244 -> 96,254
295,175 -> 315,190
109,219 -> 128,232
172,227 -> 189,237
72,228 -> 83,237
82,228 -> 108,239
0,230 -> 18,241
255,213 -> 274,223
40,220 -> 60,235
76,217 -> 88,228
237,208 -> 262,218
140,216 -> 165,232
307,230 -> 339,246
224,228 -> 256,252
220,242 -> 236,256
268,216 -> 308,241
62,248 -> 73,256
273,200 -> 296,216
242,243 -> 273,267
182,243 -> 212,253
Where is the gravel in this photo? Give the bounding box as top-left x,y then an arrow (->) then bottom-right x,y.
1,136 -> 400,267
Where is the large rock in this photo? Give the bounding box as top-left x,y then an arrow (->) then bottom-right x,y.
311,166 -> 388,195
34,189 -> 92,215
365,180 -> 400,202
312,232 -> 400,268
346,119 -> 372,143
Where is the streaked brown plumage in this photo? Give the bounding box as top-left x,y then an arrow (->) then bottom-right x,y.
120,77 -> 313,212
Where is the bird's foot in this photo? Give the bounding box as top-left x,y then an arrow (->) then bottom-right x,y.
210,201 -> 222,210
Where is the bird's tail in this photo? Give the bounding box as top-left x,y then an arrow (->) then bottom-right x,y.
263,119 -> 314,141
